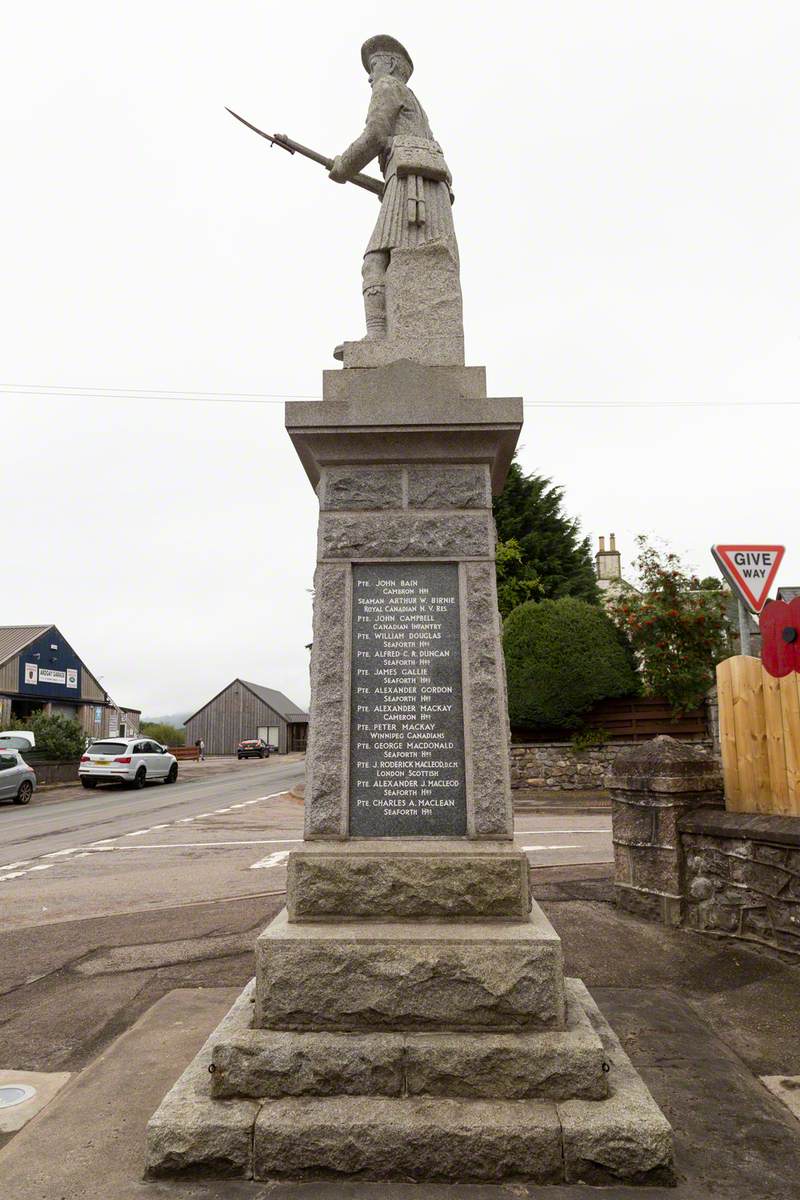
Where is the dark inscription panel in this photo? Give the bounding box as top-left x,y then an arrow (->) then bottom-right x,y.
349,563 -> 467,837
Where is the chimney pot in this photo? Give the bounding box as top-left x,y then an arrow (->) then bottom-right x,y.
599,536 -> 606,552
610,533 -> 617,551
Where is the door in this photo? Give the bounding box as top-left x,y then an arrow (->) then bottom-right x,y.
258,726 -> 280,751
0,753 -> 20,799
143,741 -> 168,778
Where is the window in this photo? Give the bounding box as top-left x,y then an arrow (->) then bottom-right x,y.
0,736 -> 32,750
0,754 -> 16,771
88,742 -> 128,756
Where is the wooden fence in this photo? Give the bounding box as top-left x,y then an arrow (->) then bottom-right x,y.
717,655 -> 800,816
511,696 -> 708,744
169,745 -> 200,761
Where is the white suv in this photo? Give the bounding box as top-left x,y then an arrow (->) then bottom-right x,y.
79,738 -> 178,790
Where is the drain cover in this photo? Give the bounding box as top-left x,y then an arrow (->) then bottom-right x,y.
0,1084 -> 36,1109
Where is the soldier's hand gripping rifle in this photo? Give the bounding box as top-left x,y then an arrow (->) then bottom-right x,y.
225,108 -> 384,199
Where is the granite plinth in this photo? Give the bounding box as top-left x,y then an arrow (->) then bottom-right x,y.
286,840 -> 531,921
253,905 -> 565,1032
211,980 -> 606,1102
148,978 -> 673,1185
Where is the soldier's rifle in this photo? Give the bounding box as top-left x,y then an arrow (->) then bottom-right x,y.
225,108 -> 384,199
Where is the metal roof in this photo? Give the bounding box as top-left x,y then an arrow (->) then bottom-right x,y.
240,681 -> 309,722
0,625 -> 53,668
184,678 -> 309,725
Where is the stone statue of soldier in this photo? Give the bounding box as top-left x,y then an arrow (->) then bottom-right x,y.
329,35 -> 463,365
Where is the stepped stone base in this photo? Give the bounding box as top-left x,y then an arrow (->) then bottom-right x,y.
254,904 -> 565,1032
146,978 -> 674,1185
212,980 -> 607,1102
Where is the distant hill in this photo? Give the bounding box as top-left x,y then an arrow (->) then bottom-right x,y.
141,711 -> 192,727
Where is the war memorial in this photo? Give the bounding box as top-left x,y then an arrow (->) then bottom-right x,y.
146,35 -> 674,1185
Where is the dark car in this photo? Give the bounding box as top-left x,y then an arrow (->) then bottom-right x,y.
237,739 -> 271,760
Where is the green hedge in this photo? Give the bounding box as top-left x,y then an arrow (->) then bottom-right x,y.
503,597 -> 639,731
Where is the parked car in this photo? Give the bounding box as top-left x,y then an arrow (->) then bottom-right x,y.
0,730 -> 36,752
79,738 -> 178,789
237,739 -> 271,760
0,750 -> 36,804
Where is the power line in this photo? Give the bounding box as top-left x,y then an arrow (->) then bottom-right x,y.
0,383 -> 797,409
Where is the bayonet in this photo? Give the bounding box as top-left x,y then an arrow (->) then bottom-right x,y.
225,108 -> 383,198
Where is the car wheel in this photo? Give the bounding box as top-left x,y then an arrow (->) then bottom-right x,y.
81,778 -> 97,789
132,766 -> 147,789
165,763 -> 178,784
14,780 -> 33,805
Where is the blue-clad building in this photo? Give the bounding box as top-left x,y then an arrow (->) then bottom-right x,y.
0,624 -> 140,738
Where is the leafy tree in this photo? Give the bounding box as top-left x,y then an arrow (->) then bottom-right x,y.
503,597 -> 639,731
8,712 -> 85,760
493,461 -> 599,611
495,537 -> 543,619
141,721 -> 185,747
608,537 -> 733,713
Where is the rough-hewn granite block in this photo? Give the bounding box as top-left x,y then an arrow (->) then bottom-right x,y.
145,984 -> 259,1179
304,562 -> 348,838
558,979 -> 675,1186
318,510 -> 492,560
286,841 -> 530,921
404,981 -> 607,1101
463,560 -> 514,836
252,1094 -> 562,1182
406,465 -> 489,509
320,466 -> 403,510
212,1028 -> 404,1100
254,905 -> 565,1033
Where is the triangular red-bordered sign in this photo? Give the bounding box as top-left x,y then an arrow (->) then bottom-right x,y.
711,544 -> 785,613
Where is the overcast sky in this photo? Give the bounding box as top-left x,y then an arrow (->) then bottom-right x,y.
2,2 -> 798,716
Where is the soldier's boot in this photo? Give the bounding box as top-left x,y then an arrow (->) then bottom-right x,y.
362,282 -> 387,338
333,251 -> 388,360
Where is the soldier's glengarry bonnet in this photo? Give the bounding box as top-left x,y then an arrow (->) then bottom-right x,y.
361,35 -> 413,78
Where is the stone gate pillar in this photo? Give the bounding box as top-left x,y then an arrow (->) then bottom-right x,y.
610,735 -> 724,926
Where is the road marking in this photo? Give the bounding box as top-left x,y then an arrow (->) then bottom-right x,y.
520,844 -> 582,852
102,840 -> 303,850
514,829 -> 610,835
0,787 -> 299,882
250,850 -> 291,870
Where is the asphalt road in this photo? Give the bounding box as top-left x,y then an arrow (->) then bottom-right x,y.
0,756 -> 307,868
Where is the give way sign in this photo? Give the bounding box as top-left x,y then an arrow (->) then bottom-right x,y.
711,544 -> 785,613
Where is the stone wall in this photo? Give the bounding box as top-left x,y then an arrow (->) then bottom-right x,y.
511,740 -> 715,792
680,808 -> 800,957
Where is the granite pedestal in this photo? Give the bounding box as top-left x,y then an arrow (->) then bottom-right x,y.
146,360 -> 674,1185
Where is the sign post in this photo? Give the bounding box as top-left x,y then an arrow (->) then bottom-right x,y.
711,544 -> 785,656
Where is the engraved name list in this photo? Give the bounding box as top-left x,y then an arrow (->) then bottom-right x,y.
349,562 -> 467,837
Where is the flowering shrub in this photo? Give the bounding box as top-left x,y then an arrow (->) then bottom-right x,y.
608,537 -> 732,714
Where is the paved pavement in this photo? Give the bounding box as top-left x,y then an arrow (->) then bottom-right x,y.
2,769 -> 799,1195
